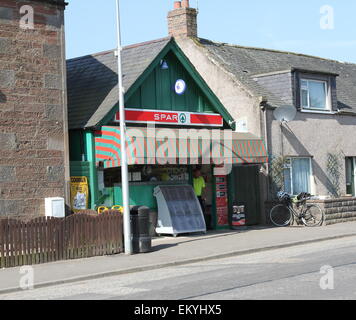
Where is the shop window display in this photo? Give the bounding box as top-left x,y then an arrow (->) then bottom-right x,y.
104,165 -> 190,187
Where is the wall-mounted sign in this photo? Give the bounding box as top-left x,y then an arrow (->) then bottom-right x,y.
174,79 -> 187,95
235,118 -> 248,133
215,175 -> 229,227
70,176 -> 89,213
115,108 -> 223,127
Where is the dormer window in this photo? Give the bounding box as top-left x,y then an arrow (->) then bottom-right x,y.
300,79 -> 329,111
295,69 -> 338,113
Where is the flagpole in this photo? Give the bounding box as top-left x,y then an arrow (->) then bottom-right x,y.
115,0 -> 132,255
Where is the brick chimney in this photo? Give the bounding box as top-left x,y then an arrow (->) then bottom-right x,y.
168,0 -> 198,38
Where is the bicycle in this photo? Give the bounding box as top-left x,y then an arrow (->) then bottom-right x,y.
269,191 -> 324,227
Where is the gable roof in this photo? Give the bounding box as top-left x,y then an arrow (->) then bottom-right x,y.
196,38 -> 356,112
66,37 -> 171,129
67,37 -> 234,130
67,36 -> 356,130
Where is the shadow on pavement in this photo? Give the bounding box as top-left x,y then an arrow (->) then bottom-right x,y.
151,225 -> 277,248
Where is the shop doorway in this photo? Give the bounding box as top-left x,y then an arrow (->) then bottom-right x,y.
192,165 -> 214,230
232,165 -> 261,226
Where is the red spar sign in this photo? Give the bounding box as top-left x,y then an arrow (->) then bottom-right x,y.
115,109 -> 223,127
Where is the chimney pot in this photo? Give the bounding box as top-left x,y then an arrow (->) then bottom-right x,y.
174,1 -> 182,9
182,0 -> 190,8
168,0 -> 197,38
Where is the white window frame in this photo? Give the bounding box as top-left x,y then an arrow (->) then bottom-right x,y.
284,157 -> 313,196
300,78 -> 331,112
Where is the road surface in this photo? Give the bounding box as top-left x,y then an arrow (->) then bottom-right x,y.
1,236 -> 356,300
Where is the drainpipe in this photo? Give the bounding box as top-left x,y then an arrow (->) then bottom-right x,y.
260,98 -> 270,201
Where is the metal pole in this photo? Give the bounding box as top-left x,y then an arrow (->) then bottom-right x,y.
115,0 -> 132,255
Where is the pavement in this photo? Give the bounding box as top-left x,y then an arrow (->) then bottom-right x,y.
0,222 -> 356,295
2,236 -> 355,300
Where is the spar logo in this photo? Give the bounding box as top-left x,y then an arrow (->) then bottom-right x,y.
179,113 -> 188,124
115,108 -> 223,127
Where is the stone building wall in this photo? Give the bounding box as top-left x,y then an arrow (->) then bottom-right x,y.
0,0 -> 69,216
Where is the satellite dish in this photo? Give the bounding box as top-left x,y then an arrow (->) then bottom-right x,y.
273,105 -> 297,123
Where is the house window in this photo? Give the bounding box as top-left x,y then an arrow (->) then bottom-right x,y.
300,79 -> 329,111
284,158 -> 312,195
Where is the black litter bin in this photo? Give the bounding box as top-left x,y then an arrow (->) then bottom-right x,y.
148,210 -> 158,237
130,206 -> 152,253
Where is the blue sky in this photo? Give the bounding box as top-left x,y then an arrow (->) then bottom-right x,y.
65,1 -> 356,63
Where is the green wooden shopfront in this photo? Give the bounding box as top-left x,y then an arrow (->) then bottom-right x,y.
68,38 -> 268,230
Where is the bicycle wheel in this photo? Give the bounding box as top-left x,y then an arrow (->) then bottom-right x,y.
269,204 -> 292,227
302,204 -> 324,227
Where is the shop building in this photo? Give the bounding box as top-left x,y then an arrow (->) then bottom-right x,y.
67,35 -> 268,229
70,0 -> 356,228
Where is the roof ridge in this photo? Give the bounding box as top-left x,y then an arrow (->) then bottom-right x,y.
66,49 -> 115,62
67,37 -> 171,62
189,37 -> 284,106
123,36 -> 171,50
199,38 -> 356,66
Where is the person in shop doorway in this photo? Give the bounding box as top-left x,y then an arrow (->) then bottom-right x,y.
193,168 -> 206,214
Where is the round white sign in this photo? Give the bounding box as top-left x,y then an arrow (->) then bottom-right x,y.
174,79 -> 187,95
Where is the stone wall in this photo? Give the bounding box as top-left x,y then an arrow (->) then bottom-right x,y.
309,197 -> 356,226
265,197 -> 356,226
0,0 -> 69,216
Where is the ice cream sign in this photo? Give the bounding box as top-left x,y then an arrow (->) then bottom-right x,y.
115,108 -> 223,127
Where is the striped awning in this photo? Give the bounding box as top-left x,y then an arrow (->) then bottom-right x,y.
94,126 -> 268,168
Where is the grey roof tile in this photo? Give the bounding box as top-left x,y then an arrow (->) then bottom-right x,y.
67,36 -> 356,131
197,38 -> 356,111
